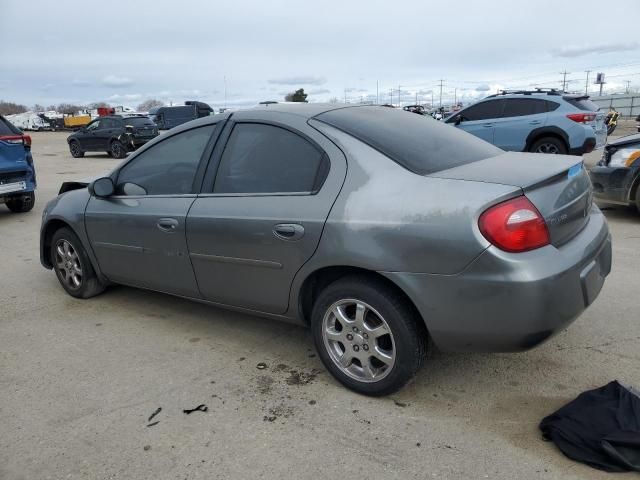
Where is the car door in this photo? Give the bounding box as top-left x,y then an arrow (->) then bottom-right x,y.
186,111 -> 347,314
492,98 -> 548,151
93,118 -> 117,151
450,99 -> 505,145
80,119 -> 102,150
84,122 -> 221,297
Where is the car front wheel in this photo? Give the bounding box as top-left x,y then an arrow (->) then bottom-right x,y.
311,275 -> 428,396
110,140 -> 127,159
51,227 -> 106,299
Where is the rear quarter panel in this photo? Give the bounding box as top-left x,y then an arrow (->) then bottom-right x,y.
293,122 -> 520,279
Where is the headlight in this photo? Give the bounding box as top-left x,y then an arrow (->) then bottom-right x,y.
609,148 -> 640,167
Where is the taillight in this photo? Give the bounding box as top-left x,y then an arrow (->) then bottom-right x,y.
479,196 -> 550,253
0,135 -> 31,147
566,113 -> 596,124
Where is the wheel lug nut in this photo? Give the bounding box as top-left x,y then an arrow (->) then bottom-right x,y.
352,327 -> 358,333
363,344 -> 369,351
353,345 -> 359,351
346,334 -> 353,341
363,333 -> 368,339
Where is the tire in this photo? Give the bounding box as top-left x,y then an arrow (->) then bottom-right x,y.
50,227 -> 105,299
529,137 -> 567,155
6,191 -> 35,213
311,275 -> 428,396
110,140 -> 127,159
69,141 -> 84,158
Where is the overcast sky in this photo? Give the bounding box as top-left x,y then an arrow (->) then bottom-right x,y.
1,0 -> 639,110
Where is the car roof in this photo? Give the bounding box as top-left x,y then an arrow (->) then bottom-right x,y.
251,102 -> 355,118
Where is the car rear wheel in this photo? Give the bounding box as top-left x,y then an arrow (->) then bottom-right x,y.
311,275 -> 428,396
69,141 -> 84,158
529,137 -> 567,155
6,192 -> 35,213
110,140 -> 127,159
51,227 -> 105,299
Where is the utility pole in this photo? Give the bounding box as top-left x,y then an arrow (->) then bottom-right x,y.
415,91 -> 418,104
584,70 -> 591,95
344,88 -> 347,104
398,84 -> 401,107
625,80 -> 631,94
376,80 -> 379,105
454,88 -> 457,106
431,91 -> 434,107
560,71 -> 570,92
389,88 -> 393,105
438,79 -> 444,108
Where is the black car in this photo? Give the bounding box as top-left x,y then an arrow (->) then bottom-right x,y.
590,133 -> 640,214
67,115 -> 159,159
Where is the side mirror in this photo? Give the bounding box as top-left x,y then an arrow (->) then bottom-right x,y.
89,177 -> 115,197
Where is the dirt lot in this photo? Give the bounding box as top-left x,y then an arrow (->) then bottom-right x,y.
1,131 -> 639,480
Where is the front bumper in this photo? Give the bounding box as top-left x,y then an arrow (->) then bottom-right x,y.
383,206 -> 611,352
590,165 -> 639,205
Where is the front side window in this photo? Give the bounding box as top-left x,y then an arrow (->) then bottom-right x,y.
460,100 -> 504,121
86,120 -> 101,131
213,123 -> 327,194
116,125 -> 215,195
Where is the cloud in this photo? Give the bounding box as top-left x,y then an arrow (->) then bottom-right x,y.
108,93 -> 142,102
475,84 -> 491,91
71,79 -> 91,87
553,42 -> 639,58
101,75 -> 134,88
307,88 -> 331,95
268,76 -> 327,85
40,83 -> 55,91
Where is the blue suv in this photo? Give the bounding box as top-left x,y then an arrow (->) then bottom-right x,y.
445,89 -> 607,155
0,115 -> 36,213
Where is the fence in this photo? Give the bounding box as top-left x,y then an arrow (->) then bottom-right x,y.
590,94 -> 639,118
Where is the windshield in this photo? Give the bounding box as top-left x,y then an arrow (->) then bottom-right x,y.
564,97 -> 600,112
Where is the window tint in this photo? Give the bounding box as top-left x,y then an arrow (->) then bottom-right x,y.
0,116 -> 21,135
460,100 -> 504,121
100,118 -> 115,129
564,96 -> 600,112
116,125 -> 214,195
546,101 -> 560,112
316,106 -> 502,176
502,98 -> 547,117
86,120 -> 101,131
213,123 -> 327,194
123,117 -> 154,127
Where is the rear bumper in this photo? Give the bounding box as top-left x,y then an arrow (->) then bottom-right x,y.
569,137 -> 597,156
590,165 -> 639,205
382,206 -> 611,352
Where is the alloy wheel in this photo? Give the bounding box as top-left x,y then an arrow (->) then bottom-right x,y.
54,239 -> 83,290
111,142 -> 122,158
535,143 -> 560,154
70,142 -> 80,156
322,299 -> 396,383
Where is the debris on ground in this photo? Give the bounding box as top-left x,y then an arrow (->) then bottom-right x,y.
256,362 -> 267,370
148,407 -> 162,423
183,404 -> 208,414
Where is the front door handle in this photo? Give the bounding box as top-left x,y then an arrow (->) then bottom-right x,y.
157,218 -> 179,232
273,223 -> 305,241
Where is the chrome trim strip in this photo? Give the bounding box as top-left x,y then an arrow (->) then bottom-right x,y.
190,252 -> 283,269
93,242 -> 144,253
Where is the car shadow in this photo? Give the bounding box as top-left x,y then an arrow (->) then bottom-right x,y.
599,204 -> 639,222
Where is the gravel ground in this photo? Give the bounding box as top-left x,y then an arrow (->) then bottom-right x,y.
1,131 -> 639,480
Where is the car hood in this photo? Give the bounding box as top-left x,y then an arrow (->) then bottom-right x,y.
59,176 -> 97,194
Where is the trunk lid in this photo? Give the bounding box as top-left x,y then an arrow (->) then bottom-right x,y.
429,152 -> 593,246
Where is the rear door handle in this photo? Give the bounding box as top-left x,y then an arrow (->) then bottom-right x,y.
529,120 -> 542,125
273,223 -> 304,241
157,218 -> 179,232
482,123 -> 493,128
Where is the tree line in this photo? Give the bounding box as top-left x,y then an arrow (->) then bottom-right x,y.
0,99 -> 166,116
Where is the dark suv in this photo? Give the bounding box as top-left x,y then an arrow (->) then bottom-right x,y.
67,115 -> 159,159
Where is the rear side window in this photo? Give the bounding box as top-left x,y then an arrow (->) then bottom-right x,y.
502,98 -> 547,117
0,116 -> 21,135
564,97 -> 600,112
213,123 -> 328,194
316,106 -> 502,175
546,101 -> 560,112
459,100 -> 504,121
124,117 -> 154,127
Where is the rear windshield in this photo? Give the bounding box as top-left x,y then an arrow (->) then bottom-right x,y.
315,106 -> 502,175
0,116 -> 21,135
123,117 -> 155,127
564,97 -> 600,112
